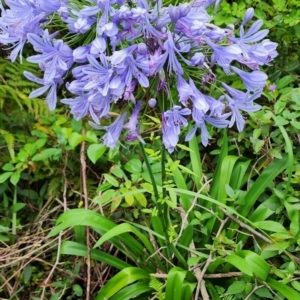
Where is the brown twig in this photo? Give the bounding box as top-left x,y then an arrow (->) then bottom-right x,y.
81,129 -> 91,300
219,207 -> 272,244
173,179 -> 212,247
194,217 -> 229,300
40,153 -> 69,300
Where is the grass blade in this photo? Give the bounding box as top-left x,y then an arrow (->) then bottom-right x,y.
60,241 -> 130,270
188,132 -> 202,190
209,129 -> 228,200
165,267 -> 187,300
109,282 -> 152,300
267,278 -> 300,300
95,267 -> 150,300
227,154 -> 288,239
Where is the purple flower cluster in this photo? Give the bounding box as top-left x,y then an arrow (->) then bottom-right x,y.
0,0 -> 278,152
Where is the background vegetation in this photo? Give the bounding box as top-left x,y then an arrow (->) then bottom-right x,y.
1,0 -> 300,299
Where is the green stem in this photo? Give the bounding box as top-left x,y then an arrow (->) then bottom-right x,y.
139,142 -> 172,260
12,187 -> 17,235
139,143 -> 159,200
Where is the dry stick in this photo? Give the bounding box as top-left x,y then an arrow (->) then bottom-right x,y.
219,207 -> 272,244
0,273 -> 13,297
0,238 -> 59,291
40,153 -> 69,300
244,284 -> 264,300
194,217 -> 229,300
203,272 -> 243,278
173,179 -> 212,248
81,130 -> 91,300
221,208 -> 300,267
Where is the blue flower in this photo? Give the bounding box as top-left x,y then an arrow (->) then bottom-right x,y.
186,104 -> 229,146
231,66 -> 268,91
73,45 -> 91,63
0,0 -> 44,61
24,71 -> 60,110
123,101 -> 145,143
222,83 -> 262,131
206,39 -> 242,74
162,114 -> 179,153
89,113 -> 127,148
27,30 -> 73,82
164,105 -> 191,135
150,32 -> 189,75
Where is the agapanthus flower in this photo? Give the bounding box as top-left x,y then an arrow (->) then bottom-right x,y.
148,98 -> 157,108
0,0 -> 45,61
24,71 -> 60,110
222,83 -> 262,131
123,101 -> 145,143
89,113 -> 127,148
0,0 -> 278,153
206,39 -> 242,74
231,66 -> 268,91
27,30 -> 73,83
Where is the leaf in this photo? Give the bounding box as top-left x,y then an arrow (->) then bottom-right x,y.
87,144 -> 106,164
274,115 -> 289,126
230,154 -> 288,241
227,281 -> 245,294
124,158 -> 142,173
109,282 -> 151,300
254,221 -> 286,233
71,118 -> 82,132
49,209 -> 145,261
250,137 -> 265,153
291,281 -> 300,292
94,223 -> 155,256
125,194 -> 134,206
60,241 -> 130,270
274,100 -> 287,115
84,130 -> 98,143
165,267 -> 187,300
224,255 -> 253,276
68,132 -> 83,148
32,148 -> 61,161
10,172 -> 20,186
290,121 -> 300,130
182,282 -> 197,299
23,264 -> 32,284
103,173 -> 119,187
133,192 -> 147,207
277,75 -> 294,89
267,278 -> 300,300
255,287 -> 273,298
73,284 -> 83,297
290,211 -> 300,237
95,267 -> 150,300
2,163 -> 15,171
269,149 -> 282,159
237,250 -> 270,280
0,172 -> 13,183
10,203 -> 26,213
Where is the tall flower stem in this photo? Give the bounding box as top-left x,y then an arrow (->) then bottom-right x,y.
139,142 -> 159,200
139,142 -> 171,258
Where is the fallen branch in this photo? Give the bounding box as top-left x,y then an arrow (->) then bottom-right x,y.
81,129 -> 91,300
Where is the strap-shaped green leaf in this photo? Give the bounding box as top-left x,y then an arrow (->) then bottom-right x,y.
224,254 -> 253,276
109,282 -> 152,300
165,267 -> 187,300
267,278 -> 300,300
237,250 -> 270,280
95,267 -> 150,300
60,241 -> 130,270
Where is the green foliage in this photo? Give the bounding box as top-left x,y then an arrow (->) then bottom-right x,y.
2,1 -> 300,299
